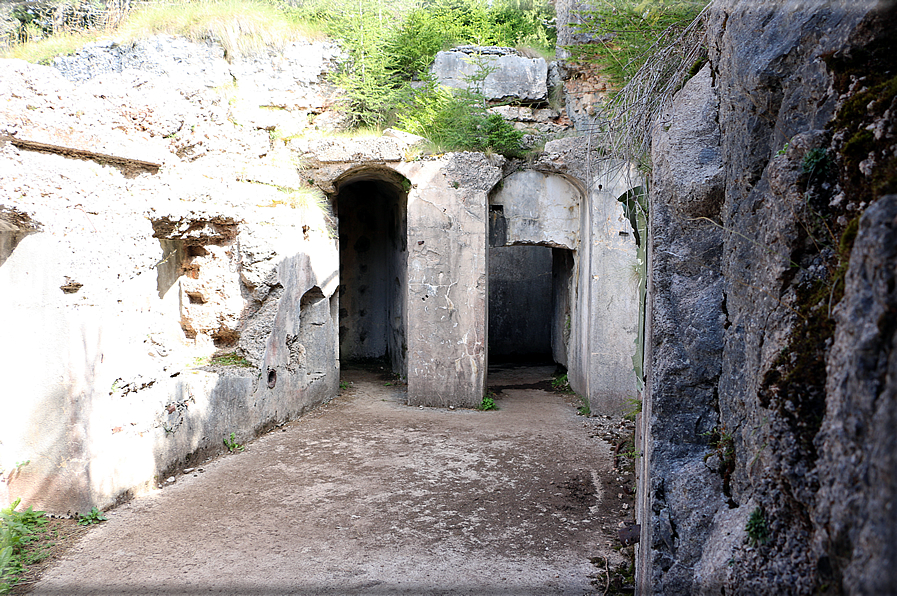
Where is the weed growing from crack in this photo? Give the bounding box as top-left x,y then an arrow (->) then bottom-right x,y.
0,498 -> 49,593
478,395 -> 498,411
746,506 -> 770,547
703,425 -> 736,496
623,397 -> 642,421
223,432 -> 244,453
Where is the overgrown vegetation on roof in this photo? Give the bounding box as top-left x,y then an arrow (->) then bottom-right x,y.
0,0 -> 554,157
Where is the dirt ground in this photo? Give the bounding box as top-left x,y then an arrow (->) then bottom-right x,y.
28,364 -> 637,595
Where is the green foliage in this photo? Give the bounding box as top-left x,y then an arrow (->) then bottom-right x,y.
551,373 -> 573,392
77,507 -> 107,526
297,0 -> 554,130
210,352 -> 254,367
0,498 -> 48,593
801,148 -> 830,178
570,0 -> 708,88
224,432 -> 244,453
395,74 -> 524,157
339,380 -> 351,390
623,397 -> 641,421
577,397 -> 591,417
478,395 -> 498,411
746,507 -> 770,547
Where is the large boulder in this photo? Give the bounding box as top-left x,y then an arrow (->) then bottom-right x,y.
431,45 -> 548,102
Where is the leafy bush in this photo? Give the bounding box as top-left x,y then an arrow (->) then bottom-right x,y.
296,0 -> 555,130
395,76 -> 524,157
0,498 -> 48,594
77,507 -> 107,526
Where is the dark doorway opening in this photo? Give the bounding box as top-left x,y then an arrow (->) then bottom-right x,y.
335,174 -> 408,377
487,245 -> 575,367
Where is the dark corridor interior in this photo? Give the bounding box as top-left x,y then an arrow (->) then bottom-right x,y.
336,177 -> 407,376
488,245 -> 574,366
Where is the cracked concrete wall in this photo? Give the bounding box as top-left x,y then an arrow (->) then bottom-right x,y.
0,42 -> 342,515
397,154 -> 499,407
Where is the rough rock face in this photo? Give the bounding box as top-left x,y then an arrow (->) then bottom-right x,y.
813,195 -> 897,595
639,1 -> 897,593
639,65 -> 727,594
431,45 -> 548,102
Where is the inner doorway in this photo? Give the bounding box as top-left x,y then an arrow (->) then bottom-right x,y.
487,244 -> 575,368
335,171 -> 408,377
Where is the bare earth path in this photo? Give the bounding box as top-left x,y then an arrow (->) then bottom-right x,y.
30,365 -> 632,595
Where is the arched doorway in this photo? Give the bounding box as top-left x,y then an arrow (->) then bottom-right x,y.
333,169 -> 409,377
486,170 -> 582,378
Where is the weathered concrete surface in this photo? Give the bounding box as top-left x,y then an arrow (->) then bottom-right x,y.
30,367 -> 631,595
397,154 -> 500,407
432,46 -> 548,102
0,45 -> 342,515
534,137 -> 642,414
490,170 -> 580,250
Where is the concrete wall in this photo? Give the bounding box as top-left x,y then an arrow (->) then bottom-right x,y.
551,248 -> 575,368
0,144 -> 340,514
397,154 -> 499,407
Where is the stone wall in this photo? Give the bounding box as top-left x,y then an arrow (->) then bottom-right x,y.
0,38 -> 345,514
637,1 -> 897,593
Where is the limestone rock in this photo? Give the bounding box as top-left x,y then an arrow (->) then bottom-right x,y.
431,46 -> 548,102
813,195 -> 897,595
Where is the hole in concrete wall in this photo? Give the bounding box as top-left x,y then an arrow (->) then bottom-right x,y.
296,286 -> 332,387
156,239 -> 185,298
186,292 -> 205,304
267,369 -> 277,388
334,170 -> 408,376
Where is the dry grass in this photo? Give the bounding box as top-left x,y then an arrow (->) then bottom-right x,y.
1,30 -> 102,63
116,0 -> 324,60
1,0 -> 325,64
583,1 -> 713,173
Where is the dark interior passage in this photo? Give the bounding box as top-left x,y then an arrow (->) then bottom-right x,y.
488,245 -> 575,366
488,245 -> 552,363
336,177 -> 407,375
